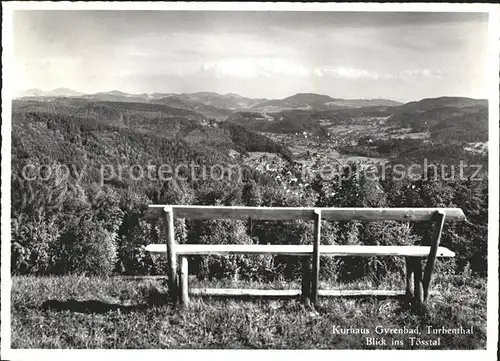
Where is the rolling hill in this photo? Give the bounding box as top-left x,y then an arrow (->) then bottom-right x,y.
227,96 -> 488,143
226,105 -> 395,135
12,98 -> 293,169
18,88 -> 85,98
252,93 -> 401,112
149,95 -> 234,121
226,110 -> 328,135
387,97 -> 488,142
15,91 -> 486,143
15,89 -> 400,115
179,92 -> 268,110
15,90 -> 263,120
81,90 -> 150,103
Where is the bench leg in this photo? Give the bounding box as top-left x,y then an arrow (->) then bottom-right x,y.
311,209 -> 322,306
413,258 -> 424,305
422,211 -> 446,301
301,256 -> 311,301
179,256 -> 189,306
405,257 -> 415,302
163,207 -> 178,303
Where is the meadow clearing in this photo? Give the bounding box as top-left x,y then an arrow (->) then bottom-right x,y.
11,270 -> 486,349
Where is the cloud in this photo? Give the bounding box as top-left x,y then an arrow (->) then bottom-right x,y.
201,58 -> 310,79
399,69 -> 442,79
313,66 -> 443,80
314,67 -> 380,79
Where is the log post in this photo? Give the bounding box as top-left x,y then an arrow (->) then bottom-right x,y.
301,256 -> 311,301
413,258 -> 423,305
422,210 -> 446,301
163,206 -> 178,302
179,256 -> 189,306
311,209 -> 322,306
405,257 -> 415,302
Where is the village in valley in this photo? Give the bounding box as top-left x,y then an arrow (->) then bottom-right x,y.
239,129 -> 388,196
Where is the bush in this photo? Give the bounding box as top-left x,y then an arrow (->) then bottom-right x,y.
320,221 -> 419,284
186,219 -> 282,282
55,220 -> 117,276
116,218 -> 156,275
11,214 -> 61,275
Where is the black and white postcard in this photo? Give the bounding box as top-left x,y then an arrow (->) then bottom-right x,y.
1,2 -> 498,360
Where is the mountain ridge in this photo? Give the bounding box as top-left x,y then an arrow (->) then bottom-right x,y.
16,88 -> 406,107
15,89 -> 487,130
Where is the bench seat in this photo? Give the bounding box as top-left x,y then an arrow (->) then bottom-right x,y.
188,288 -> 413,297
145,244 -> 455,258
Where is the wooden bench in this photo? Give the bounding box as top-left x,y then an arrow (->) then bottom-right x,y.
145,206 -> 466,306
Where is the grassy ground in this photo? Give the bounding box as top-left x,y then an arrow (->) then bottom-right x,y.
11,273 -> 486,349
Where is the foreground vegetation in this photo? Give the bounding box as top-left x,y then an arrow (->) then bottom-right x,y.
11,273 -> 486,349
10,97 -> 489,349
11,98 -> 488,279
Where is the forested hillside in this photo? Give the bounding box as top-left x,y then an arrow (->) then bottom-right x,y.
387,97 -> 488,142
227,96 -> 487,142
227,109 -> 329,135
11,97 -> 488,283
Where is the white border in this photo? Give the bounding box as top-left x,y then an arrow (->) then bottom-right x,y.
1,2 -> 498,12
1,2 -> 14,357
1,2 -> 499,361
486,7 -> 500,355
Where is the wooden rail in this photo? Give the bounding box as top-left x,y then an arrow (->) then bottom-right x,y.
146,205 -> 466,221
188,289 -> 426,297
145,206 -> 465,306
146,244 -> 456,257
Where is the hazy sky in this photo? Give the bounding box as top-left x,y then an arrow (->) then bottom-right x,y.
13,11 -> 489,102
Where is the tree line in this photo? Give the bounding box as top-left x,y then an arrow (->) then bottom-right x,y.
10,102 -> 488,282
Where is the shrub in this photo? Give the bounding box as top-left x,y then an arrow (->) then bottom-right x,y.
116,218 -> 155,275
11,213 -> 61,275
189,219 -> 251,280
54,219 -> 117,276
320,221 -> 419,284
186,219 -> 282,282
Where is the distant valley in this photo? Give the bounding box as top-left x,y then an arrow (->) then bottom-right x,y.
16,90 -> 486,145
16,89 -> 401,121
14,89 -> 488,188
11,88 -> 489,283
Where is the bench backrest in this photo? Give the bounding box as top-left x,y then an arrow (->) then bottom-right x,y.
145,205 -> 466,222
